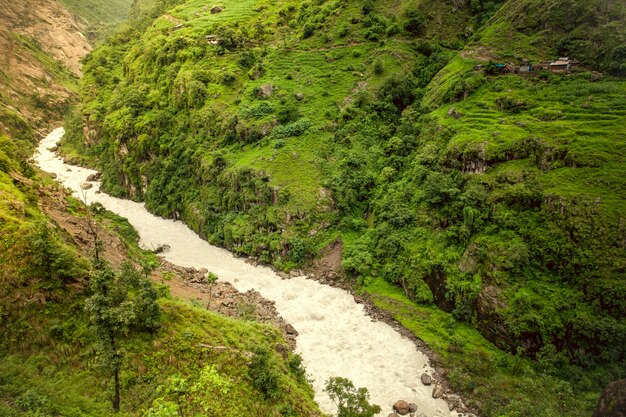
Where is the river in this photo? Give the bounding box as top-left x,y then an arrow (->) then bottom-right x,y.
35,127 -> 458,417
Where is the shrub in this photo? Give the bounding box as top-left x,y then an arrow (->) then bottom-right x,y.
287,353 -> 306,382
302,23 -> 315,38
373,59 -> 383,75
404,10 -> 426,34
249,346 -> 281,399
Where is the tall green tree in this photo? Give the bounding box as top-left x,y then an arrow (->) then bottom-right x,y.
85,260 -> 161,412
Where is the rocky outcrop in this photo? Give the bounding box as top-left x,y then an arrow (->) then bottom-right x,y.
160,261 -> 298,348
0,0 -> 92,134
0,0 -> 91,76
593,379 -> 626,417
476,285 -> 512,350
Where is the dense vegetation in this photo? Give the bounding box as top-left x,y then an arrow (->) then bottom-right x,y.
1,2 -> 321,416
64,0 -> 626,415
0,141 -> 320,416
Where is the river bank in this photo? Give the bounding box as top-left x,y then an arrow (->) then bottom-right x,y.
35,127 -> 467,417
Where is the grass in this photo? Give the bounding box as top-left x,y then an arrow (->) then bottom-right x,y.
65,1 -> 626,416
429,72 -> 626,220
0,297 -> 321,417
363,278 -> 599,417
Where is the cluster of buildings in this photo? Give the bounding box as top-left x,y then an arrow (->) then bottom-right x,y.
476,57 -> 582,75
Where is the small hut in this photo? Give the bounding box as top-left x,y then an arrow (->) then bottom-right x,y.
550,60 -> 570,74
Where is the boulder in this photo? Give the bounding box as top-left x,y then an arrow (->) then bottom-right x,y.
275,343 -> 288,359
593,379 -> 626,417
257,83 -> 274,98
86,172 -> 101,181
210,5 -> 223,13
153,244 -> 171,254
420,373 -> 432,386
432,384 -> 444,399
284,323 -> 299,336
392,400 -> 410,415
80,182 -> 93,190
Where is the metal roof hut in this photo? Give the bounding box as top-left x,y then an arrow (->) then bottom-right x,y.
550,60 -> 570,74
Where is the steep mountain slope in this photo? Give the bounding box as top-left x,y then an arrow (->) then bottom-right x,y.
67,0 -> 625,415
0,0 -> 90,144
57,0 -> 134,40
1,2 -> 322,416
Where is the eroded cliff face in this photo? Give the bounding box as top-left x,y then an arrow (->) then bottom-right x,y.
0,0 -> 91,134
0,0 -> 91,75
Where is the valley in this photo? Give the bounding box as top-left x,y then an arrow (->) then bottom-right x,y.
1,0 -> 625,416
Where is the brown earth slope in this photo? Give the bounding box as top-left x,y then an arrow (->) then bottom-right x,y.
0,0 -> 91,135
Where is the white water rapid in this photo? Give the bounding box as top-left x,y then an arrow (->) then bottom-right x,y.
35,128 -> 460,417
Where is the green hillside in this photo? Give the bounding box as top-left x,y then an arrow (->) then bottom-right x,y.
0,3 -> 320,413
0,136 -> 320,416
58,0 -> 134,39
63,0 -> 626,415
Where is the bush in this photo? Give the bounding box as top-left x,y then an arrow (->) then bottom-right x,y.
271,119 -> 311,139
404,10 -> 426,34
372,59 -> 384,75
287,353 -> 306,382
249,346 -> 281,399
302,23 -> 315,38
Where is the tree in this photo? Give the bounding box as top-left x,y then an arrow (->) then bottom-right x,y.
205,271 -> 218,309
85,260 -> 161,412
324,377 -> 381,417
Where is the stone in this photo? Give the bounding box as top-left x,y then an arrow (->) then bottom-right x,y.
198,267 -> 208,275
275,343 -> 288,359
432,384 -> 444,399
86,172 -> 101,182
284,323 -> 298,336
257,83 -> 274,98
153,244 -> 171,254
446,394 -> 461,403
408,403 -> 417,413
295,92 -> 304,101
210,5 -> 223,13
593,379 -> 626,417
420,373 -> 432,386
393,400 -> 410,415
80,182 -> 93,190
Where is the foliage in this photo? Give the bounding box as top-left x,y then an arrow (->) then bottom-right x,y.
249,345 -> 282,400
85,259 -> 161,410
144,365 -> 232,417
324,377 -> 381,417
66,1 -> 626,416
